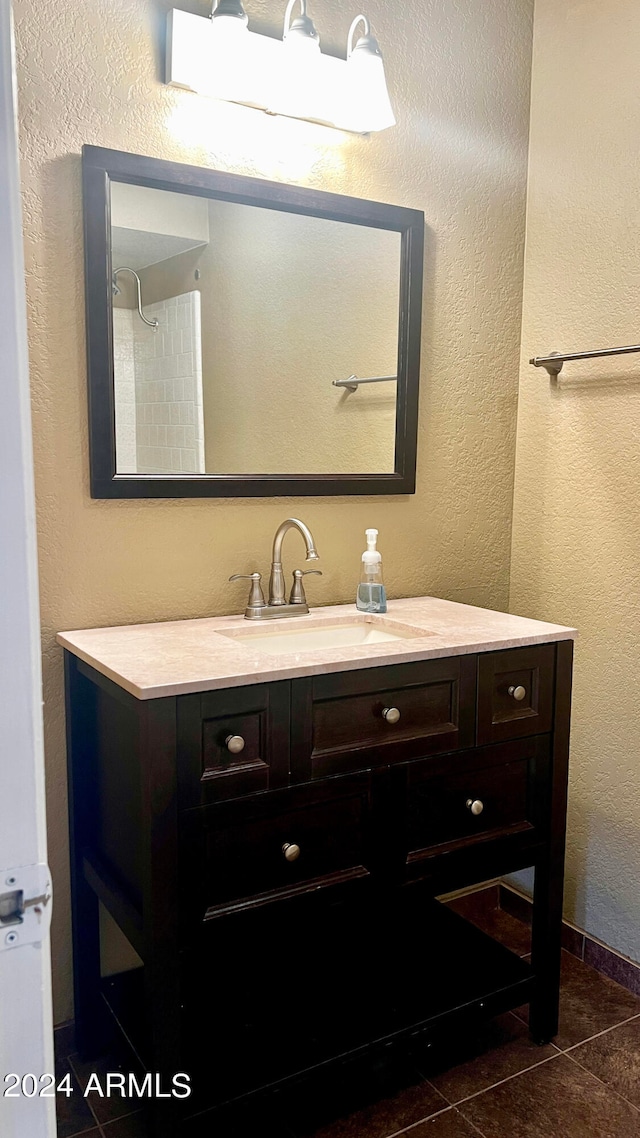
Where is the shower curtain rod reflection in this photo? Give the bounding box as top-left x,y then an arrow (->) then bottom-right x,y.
332,374 -> 397,392
112,267 -> 159,330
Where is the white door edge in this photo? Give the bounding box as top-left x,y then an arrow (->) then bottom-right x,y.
0,1 -> 56,1134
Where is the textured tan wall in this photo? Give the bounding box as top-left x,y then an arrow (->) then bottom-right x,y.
510,0 -> 640,961
14,0 -> 533,1021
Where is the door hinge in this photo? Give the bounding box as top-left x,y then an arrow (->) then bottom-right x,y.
0,863 -> 52,951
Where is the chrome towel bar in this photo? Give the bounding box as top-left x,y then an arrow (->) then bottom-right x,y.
530,343 -> 640,377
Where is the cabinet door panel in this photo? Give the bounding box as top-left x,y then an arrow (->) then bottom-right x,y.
176,682 -> 290,806
292,657 -> 477,781
477,644 -> 555,745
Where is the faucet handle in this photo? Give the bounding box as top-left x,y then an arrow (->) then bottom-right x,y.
290,569 -> 322,605
229,572 -> 266,613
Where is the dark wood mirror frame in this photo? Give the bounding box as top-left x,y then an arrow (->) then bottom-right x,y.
83,145 -> 424,499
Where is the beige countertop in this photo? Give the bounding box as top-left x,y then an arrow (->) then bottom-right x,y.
57,597 -> 576,701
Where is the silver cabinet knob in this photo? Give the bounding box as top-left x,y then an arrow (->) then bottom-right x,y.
282,842 -> 300,862
508,685 -> 526,701
466,798 -> 484,816
382,707 -> 401,724
225,735 -> 245,754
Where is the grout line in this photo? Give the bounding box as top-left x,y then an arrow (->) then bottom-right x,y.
563,1046 -> 640,1116
84,1100 -> 104,1134
64,1126 -> 105,1137
510,1007 -> 528,1029
453,1111 -> 490,1138
68,1054 -> 102,1134
561,1012 -> 640,1054
386,1102 -> 492,1138
385,1048 -> 565,1138
66,1053 -> 122,1138
558,1015 -> 637,1046
383,1103 -> 453,1137
58,1051 -> 106,1138
97,1106 -> 142,1125
510,1008 -> 640,1052
67,1052 -> 144,1133
436,1009 -> 640,1123
548,1015 -> 637,1056
442,1048 -> 563,1109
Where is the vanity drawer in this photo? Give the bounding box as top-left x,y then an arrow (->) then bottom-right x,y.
477,644 -> 555,744
184,775 -> 371,919
176,682 -> 290,806
291,657 -> 477,781
405,738 -> 548,873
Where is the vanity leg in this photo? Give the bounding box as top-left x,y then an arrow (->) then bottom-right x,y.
65,654 -> 111,1056
70,865 -> 109,1057
529,857 -> 563,1043
529,640 -> 573,1045
140,698 -> 183,1138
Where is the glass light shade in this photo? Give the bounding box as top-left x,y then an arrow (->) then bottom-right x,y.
207,14 -> 251,104
270,33 -> 324,122
345,44 -> 395,132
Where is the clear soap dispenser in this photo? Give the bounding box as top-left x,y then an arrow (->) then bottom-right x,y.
356,528 -> 387,613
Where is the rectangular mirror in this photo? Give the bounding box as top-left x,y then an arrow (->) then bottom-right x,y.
83,146 -> 424,497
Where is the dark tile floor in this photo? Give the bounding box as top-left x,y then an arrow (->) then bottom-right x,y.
56,890 -> 640,1137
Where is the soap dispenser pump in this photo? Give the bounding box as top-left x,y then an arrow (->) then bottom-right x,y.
356,528 -> 387,613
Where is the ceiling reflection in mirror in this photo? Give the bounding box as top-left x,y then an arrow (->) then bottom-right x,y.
110,182 -> 401,477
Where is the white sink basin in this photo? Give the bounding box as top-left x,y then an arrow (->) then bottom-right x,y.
220,616 -> 427,655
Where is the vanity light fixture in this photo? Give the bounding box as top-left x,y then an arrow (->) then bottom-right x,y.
166,2 -> 396,133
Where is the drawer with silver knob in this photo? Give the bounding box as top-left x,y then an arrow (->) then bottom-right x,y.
404,737 -> 545,875
183,774 -> 372,919
477,644 -> 556,746
292,657 -> 477,782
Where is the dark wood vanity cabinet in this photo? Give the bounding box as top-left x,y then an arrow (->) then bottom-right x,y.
64,640 -> 573,1137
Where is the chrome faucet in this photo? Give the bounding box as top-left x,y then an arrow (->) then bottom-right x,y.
229,518 -> 321,620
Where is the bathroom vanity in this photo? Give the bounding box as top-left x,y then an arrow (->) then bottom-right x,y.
59,597 -> 574,1136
